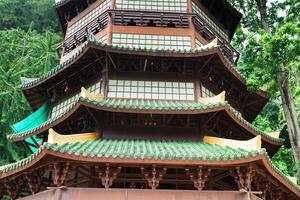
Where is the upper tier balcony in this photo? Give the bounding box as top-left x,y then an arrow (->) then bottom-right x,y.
193,14 -> 240,63
58,6 -> 239,64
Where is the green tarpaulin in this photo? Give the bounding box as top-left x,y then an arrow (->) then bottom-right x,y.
11,102 -> 51,152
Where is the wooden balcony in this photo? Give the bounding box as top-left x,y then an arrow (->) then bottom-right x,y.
59,9 -> 239,64
109,10 -> 190,28
62,12 -> 109,55
193,14 -> 240,63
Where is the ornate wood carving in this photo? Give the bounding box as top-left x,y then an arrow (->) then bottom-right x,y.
272,188 -> 285,200
95,164 -> 121,188
231,166 -> 255,191
186,166 -> 211,190
26,170 -> 44,194
52,162 -> 71,186
4,178 -> 23,200
141,165 -> 167,190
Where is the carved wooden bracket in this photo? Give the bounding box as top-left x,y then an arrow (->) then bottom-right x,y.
231,166 -> 255,191
52,162 -> 71,186
95,163 -> 121,188
255,178 -> 271,200
271,188 -> 285,200
141,165 -> 167,189
26,169 -> 44,194
4,178 -> 23,200
186,166 -> 211,190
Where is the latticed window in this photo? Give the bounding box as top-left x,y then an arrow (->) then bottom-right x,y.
51,82 -> 101,118
66,0 -> 111,37
192,2 -> 229,42
89,82 -> 101,94
115,0 -> 187,12
201,85 -> 215,98
112,33 -> 192,50
108,80 -> 195,100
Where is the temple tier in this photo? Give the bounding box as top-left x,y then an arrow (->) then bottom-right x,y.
0,0 -> 299,200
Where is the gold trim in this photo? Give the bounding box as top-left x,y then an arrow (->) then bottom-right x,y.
48,128 -> 100,144
198,91 -> 226,104
80,87 -> 104,101
203,135 -> 262,151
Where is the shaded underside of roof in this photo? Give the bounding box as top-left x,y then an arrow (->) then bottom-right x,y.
7,98 -> 283,146
0,138 -> 299,197
20,36 -> 269,122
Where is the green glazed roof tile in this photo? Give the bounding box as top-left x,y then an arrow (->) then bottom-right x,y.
7,98 -> 284,144
21,33 -> 238,90
1,138 -> 298,192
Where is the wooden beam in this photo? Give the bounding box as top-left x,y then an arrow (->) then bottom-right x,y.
107,52 -> 118,70
143,59 -> 148,72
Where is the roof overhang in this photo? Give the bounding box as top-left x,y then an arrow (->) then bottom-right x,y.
198,0 -> 242,39
21,42 -> 269,122
7,98 -> 283,154
0,141 -> 299,198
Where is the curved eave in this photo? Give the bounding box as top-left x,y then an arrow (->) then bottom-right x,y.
21,39 -> 269,121
0,143 -> 298,197
7,98 -> 283,147
53,0 -> 82,36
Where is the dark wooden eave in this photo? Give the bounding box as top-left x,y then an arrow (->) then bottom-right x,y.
0,147 -> 299,198
198,0 -> 242,39
8,99 -> 282,155
54,0 -> 86,36
22,44 -> 269,122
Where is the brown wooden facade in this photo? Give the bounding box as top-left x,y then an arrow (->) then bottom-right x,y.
1,0 -> 299,200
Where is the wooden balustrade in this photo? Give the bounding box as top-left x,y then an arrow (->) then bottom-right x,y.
60,9 -> 239,65
193,15 -> 239,63
62,12 -> 109,55
109,10 -> 190,28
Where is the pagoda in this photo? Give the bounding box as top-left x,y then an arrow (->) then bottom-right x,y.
0,0 -> 299,199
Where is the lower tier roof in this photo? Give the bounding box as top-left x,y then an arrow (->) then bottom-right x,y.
7,98 -> 284,147
0,139 -> 299,197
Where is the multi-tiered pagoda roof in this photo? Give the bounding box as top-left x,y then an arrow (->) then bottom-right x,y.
0,0 -> 299,199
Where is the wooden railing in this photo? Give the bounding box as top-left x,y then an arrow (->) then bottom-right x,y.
62,12 -> 109,55
193,14 -> 239,63
108,10 -> 190,28
59,9 -> 239,64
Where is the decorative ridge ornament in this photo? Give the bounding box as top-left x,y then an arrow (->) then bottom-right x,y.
198,38 -> 219,50
203,135 -> 262,151
80,87 -> 104,101
198,91 -> 226,104
287,177 -> 298,185
47,128 -> 100,144
268,131 -> 280,138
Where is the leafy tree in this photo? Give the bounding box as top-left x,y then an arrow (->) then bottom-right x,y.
0,27 -> 60,164
0,0 -> 59,32
229,0 -> 300,178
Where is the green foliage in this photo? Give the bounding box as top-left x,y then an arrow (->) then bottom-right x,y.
239,23 -> 300,94
0,27 -> 60,163
273,146 -> 296,176
0,0 -> 59,32
230,0 -> 300,178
